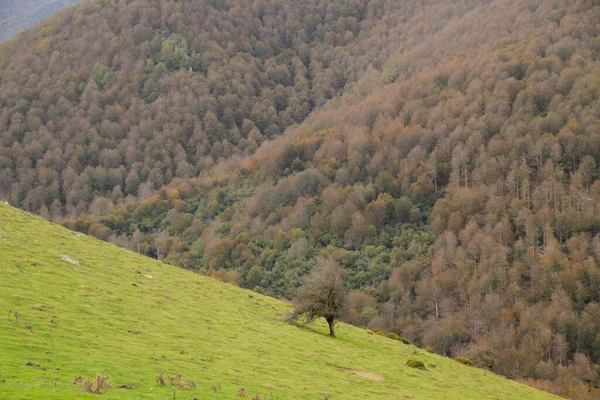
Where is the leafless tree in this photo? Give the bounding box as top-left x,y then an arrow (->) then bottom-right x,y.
285,257 -> 346,337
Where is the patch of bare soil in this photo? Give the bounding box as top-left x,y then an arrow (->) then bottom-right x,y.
343,369 -> 385,381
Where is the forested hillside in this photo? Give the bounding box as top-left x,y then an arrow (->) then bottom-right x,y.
0,0 -> 85,43
1,0 -> 600,398
0,0 -> 419,216
0,202 -> 558,400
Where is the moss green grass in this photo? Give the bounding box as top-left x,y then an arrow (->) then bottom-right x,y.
0,203 -> 558,399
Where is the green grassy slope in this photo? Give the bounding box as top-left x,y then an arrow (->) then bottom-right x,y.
0,202 -> 558,400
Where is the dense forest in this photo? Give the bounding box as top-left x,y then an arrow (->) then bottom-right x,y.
0,0 -> 85,43
0,0 -> 423,214
1,0 -> 600,398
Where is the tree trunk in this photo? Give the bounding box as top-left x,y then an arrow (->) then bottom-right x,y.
326,316 -> 335,337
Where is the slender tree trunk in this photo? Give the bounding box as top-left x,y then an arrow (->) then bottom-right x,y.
326,316 -> 335,337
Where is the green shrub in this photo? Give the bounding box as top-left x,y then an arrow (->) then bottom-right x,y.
373,329 -> 383,335
425,347 -> 434,353
398,336 -> 413,345
405,358 -> 427,370
382,332 -> 413,345
455,357 -> 475,366
428,363 -> 436,368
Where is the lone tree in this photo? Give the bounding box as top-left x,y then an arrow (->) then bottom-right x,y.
285,257 -> 347,337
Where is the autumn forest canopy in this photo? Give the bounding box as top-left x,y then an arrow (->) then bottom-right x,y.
1,0 -> 600,397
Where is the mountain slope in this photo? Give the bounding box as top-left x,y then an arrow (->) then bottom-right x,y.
0,0 -> 420,215
58,0 -> 600,397
2,0 -> 600,397
0,0 -> 85,43
0,202 -> 558,399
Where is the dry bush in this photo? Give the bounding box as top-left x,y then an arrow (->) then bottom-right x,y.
156,372 -> 195,391
167,373 -> 196,390
8,310 -> 20,323
168,374 -> 184,389
236,387 -> 247,397
74,374 -> 111,394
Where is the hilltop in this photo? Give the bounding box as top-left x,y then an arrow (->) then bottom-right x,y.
0,202 -> 558,399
